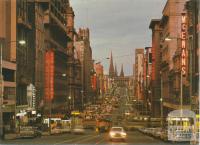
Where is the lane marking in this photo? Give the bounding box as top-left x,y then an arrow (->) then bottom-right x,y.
95,137 -> 105,145
74,134 -> 101,144
53,134 -> 94,145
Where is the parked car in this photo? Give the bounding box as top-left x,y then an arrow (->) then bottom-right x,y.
160,129 -> 168,141
19,126 -> 40,138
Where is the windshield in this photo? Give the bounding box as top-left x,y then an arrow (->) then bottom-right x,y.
111,128 -> 123,132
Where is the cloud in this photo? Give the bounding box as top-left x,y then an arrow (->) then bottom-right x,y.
70,0 -> 167,75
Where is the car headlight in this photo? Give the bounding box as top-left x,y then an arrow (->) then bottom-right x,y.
121,132 -> 127,136
109,132 -> 115,137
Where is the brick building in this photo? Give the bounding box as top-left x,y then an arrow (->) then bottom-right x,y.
74,28 -> 93,107
149,19 -> 163,117
134,48 -> 144,101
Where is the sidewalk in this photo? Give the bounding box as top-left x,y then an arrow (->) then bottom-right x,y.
4,132 -> 49,140
4,133 -> 18,140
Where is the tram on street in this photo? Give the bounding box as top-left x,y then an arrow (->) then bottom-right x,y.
70,111 -> 85,134
167,109 -> 196,142
61,120 -> 71,133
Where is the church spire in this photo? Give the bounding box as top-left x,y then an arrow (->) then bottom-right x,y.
120,64 -> 124,77
109,51 -> 115,77
114,63 -> 118,77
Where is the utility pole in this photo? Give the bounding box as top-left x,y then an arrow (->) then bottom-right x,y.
81,61 -> 84,111
0,43 -> 3,139
160,71 -> 163,127
180,69 -> 183,117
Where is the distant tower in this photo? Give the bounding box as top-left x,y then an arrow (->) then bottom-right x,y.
114,63 -> 118,77
109,51 -> 115,77
120,64 -> 124,77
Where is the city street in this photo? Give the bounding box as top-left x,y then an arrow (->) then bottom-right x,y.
0,0 -> 199,145
0,130 -> 190,145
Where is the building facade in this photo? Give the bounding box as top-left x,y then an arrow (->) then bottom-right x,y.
143,47 -> 152,115
149,19 -> 163,117
93,63 -> 104,100
134,48 -> 144,101
74,28 -> 93,107
159,0 -> 189,116
0,0 -> 17,133
185,0 -> 199,114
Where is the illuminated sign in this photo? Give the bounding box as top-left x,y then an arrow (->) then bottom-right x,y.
45,50 -> 54,102
181,13 -> 186,75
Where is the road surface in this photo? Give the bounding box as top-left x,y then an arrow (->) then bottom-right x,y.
1,130 -> 190,145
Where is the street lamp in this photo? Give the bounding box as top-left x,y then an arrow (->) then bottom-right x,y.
160,71 -> 163,127
81,90 -> 84,110
68,96 -> 71,111
0,40 -> 25,139
146,75 -> 150,115
18,40 -> 26,45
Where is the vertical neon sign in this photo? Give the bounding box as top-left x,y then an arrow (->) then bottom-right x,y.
45,50 -> 54,102
181,13 -> 186,75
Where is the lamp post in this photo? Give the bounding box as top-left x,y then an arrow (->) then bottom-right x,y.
68,96 -> 71,111
81,90 -> 84,111
160,71 -> 163,127
165,35 -> 184,116
146,75 -> 150,115
0,42 -> 3,139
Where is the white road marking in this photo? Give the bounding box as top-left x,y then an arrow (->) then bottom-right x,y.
74,134 -> 101,144
53,134 -> 93,145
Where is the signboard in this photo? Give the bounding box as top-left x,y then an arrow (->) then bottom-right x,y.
27,84 -> 36,109
45,50 -> 54,102
181,13 -> 187,76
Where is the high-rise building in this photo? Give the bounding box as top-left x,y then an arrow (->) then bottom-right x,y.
66,3 -> 82,111
160,0 -> 189,116
143,47 -> 152,115
0,0 -> 17,133
74,28 -> 93,107
134,48 -> 144,101
149,19 -> 163,117
94,63 -> 104,99
185,0 -> 199,114
41,0 -> 69,117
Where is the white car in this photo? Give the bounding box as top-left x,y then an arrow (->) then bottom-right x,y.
109,127 -> 127,141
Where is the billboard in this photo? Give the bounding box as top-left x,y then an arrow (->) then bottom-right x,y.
45,50 -> 54,102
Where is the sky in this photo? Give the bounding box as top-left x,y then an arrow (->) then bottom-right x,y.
70,0 -> 167,76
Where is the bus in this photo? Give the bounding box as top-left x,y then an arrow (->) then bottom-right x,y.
167,109 -> 196,142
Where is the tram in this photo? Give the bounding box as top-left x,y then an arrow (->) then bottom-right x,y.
167,109 -> 196,142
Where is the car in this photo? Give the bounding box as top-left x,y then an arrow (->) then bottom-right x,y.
71,125 -> 85,134
109,127 -> 127,141
19,126 -> 40,138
